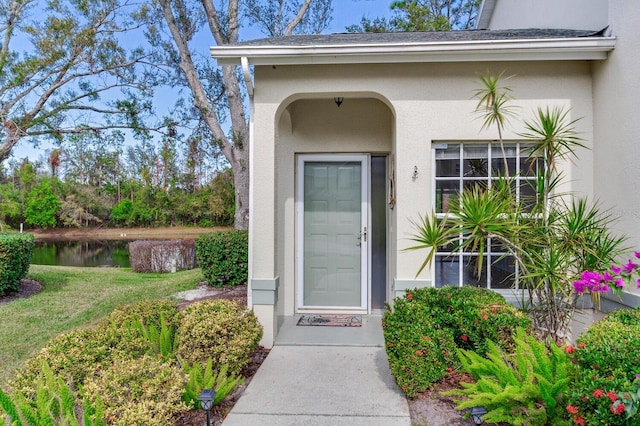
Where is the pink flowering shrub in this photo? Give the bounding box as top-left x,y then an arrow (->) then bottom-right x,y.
573,251 -> 640,303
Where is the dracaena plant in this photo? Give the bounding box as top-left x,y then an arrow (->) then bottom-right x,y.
407,72 -> 625,345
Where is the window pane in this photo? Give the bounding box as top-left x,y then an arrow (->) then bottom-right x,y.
435,144 -> 460,177
462,255 -> 488,288
463,179 -> 488,192
435,254 -> 460,288
520,155 -> 543,177
463,145 -> 489,177
519,180 -> 538,212
491,155 -> 517,177
435,180 -> 459,213
490,255 -> 516,289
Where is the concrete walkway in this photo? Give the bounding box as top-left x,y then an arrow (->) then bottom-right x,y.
222,317 -> 411,425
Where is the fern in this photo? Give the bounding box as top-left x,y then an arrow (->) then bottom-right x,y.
133,313 -> 178,360
0,387 -> 22,426
181,357 -> 245,409
0,361 -> 103,426
444,327 -> 570,425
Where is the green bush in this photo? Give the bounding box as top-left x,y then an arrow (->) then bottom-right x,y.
83,356 -> 187,426
177,299 -> 262,373
564,367 -> 633,426
383,286 -> 530,397
104,299 -> 180,331
11,326 -> 148,396
445,327 -> 571,425
563,308 -> 640,425
575,308 -> 640,377
195,230 -> 248,287
0,232 -> 34,295
417,286 -> 531,355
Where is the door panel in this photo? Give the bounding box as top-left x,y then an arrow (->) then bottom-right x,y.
299,157 -> 367,308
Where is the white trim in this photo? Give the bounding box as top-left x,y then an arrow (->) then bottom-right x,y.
296,154 -> 370,311
211,37 -> 615,66
247,74 -> 256,309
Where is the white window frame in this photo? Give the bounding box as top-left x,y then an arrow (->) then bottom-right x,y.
432,141 -> 541,291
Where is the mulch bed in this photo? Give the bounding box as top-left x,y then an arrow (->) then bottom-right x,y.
0,278 -> 42,305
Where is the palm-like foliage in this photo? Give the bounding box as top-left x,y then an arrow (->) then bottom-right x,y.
409,73 -> 625,345
474,71 -> 518,176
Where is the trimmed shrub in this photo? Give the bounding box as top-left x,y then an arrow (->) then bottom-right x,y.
564,367 -> 632,426
0,232 -> 34,295
10,326 -> 148,396
574,308 -> 640,377
177,299 -> 262,373
103,299 -> 180,331
383,286 -> 530,397
129,239 -> 196,273
83,355 -> 187,426
562,308 -> 640,425
196,230 -> 248,287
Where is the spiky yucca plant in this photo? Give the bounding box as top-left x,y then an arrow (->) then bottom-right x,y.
407,72 -> 625,345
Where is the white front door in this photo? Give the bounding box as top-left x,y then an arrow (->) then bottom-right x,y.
297,155 -> 368,310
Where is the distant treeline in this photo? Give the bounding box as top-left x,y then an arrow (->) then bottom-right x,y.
0,140 -> 234,229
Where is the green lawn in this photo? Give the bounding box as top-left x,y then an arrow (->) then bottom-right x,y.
0,265 -> 201,386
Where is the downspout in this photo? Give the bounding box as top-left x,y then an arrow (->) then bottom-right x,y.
242,56 -> 255,309
241,56 -> 254,97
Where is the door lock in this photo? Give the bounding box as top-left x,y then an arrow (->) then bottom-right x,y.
361,227 -> 367,242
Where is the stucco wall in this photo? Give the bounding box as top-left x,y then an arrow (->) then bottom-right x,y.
486,0 -> 607,31
250,60 -> 595,318
593,0 -> 640,297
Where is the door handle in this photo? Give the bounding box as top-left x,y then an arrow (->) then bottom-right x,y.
361,227 -> 367,243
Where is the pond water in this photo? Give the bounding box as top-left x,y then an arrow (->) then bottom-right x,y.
32,240 -> 131,267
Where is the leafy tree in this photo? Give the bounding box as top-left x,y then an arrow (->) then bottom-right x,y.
347,0 -> 480,32
138,0 -> 333,229
24,179 -> 59,228
0,0 -> 162,165
111,199 -> 134,225
0,182 -> 21,228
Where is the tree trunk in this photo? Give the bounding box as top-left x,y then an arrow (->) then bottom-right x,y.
231,148 -> 250,230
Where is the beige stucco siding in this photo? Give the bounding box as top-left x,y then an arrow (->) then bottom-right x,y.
249,60 -> 595,338
593,0 -> 640,295
486,0 -> 607,31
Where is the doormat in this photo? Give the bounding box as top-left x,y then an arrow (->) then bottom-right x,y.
296,314 -> 362,327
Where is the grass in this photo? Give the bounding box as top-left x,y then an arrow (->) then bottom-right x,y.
0,265 -> 202,386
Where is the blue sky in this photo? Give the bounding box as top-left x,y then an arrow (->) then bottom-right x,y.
11,1 -> 395,164
327,0 -> 394,33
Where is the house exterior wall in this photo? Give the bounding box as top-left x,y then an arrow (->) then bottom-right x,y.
249,60 -> 595,346
485,0 -> 607,31
593,0 -> 640,300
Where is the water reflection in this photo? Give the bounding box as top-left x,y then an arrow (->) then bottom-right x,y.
32,240 -> 130,267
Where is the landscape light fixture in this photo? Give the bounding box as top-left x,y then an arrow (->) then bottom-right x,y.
334,97 -> 344,107
469,405 -> 487,425
198,388 -> 216,426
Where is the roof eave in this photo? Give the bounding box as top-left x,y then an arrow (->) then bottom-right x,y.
210,37 -> 616,66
